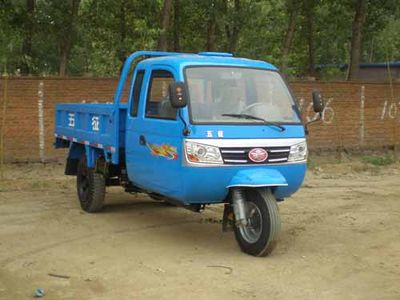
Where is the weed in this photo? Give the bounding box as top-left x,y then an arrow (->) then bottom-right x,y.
30,180 -> 50,190
307,158 -> 317,170
361,155 -> 395,166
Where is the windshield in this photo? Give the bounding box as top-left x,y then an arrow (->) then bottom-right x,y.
185,67 -> 301,124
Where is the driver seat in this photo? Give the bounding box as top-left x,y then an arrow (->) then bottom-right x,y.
215,87 -> 243,115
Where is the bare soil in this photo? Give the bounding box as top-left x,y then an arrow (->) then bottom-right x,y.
0,159 -> 399,300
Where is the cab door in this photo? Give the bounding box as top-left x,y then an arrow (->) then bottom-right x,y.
125,66 -> 184,199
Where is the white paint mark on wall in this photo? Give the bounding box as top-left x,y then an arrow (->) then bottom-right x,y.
299,97 -> 335,124
388,102 -> 398,119
38,81 -> 45,163
381,100 -> 387,120
360,86 -> 365,146
381,98 -> 400,120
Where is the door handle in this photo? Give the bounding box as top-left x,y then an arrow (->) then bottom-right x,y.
139,135 -> 146,145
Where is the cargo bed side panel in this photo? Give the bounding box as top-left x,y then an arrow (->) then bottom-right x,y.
54,103 -> 127,165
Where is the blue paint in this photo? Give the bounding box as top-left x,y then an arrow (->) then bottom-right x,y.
198,52 -> 233,57
55,51 -> 308,205
188,124 -> 305,139
227,169 -> 288,188
176,163 -> 306,204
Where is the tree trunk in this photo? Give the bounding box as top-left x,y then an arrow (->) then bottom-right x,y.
206,1 -> 217,51
118,0 -> 127,63
59,41 -> 70,77
281,0 -> 297,73
207,19 -> 216,51
225,0 -> 241,53
21,0 -> 35,75
59,0 -> 81,76
157,0 -> 173,51
59,51 -> 68,77
172,0 -> 180,52
304,0 -> 316,77
347,0 -> 367,80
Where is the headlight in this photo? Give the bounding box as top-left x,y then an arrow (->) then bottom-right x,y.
288,141 -> 308,162
185,141 -> 223,164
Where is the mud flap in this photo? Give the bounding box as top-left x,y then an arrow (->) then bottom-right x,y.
222,203 -> 235,232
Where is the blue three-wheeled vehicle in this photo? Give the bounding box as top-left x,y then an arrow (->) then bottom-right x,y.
55,51 -> 323,256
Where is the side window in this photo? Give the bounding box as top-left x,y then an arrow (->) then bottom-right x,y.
130,70 -> 144,116
145,70 -> 176,120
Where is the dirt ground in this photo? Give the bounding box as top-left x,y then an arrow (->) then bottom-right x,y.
0,157 -> 399,300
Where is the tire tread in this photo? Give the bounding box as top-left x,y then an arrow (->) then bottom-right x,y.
77,156 -> 105,213
233,188 -> 281,257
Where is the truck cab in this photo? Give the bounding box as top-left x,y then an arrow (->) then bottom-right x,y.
55,51 -> 324,256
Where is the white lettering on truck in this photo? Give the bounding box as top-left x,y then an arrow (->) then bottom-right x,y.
68,113 -> 75,128
92,116 -> 100,131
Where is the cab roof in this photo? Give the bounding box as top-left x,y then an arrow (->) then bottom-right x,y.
136,52 -> 278,71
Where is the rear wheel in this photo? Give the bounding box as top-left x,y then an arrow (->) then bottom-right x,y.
233,188 -> 281,256
77,155 -> 105,213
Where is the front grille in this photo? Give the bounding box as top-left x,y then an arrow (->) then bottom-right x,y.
220,146 -> 290,164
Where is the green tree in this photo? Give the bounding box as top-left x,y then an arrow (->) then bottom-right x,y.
1,0 -> 399,78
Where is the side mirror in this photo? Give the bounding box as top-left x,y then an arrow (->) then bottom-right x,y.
169,82 -> 187,108
312,90 -> 324,113
305,90 -> 325,135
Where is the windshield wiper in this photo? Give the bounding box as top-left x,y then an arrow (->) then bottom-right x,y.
221,113 -> 286,132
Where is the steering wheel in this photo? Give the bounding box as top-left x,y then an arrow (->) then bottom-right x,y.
239,102 -> 266,114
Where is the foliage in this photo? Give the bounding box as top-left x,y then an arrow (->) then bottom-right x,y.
0,1 -> 24,72
0,0 -> 399,76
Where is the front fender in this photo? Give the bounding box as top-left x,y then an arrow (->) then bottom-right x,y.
227,168 -> 288,188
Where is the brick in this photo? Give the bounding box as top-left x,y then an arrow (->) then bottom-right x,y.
0,77 -> 399,162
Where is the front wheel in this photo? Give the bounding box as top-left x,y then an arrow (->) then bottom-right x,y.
233,188 -> 281,256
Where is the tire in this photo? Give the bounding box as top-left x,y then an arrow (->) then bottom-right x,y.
233,188 -> 281,257
76,155 -> 105,213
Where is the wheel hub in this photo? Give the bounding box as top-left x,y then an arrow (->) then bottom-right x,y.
239,202 -> 263,244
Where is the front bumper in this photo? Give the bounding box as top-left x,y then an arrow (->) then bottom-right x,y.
177,162 -> 306,204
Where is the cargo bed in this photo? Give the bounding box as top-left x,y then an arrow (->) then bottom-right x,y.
54,103 -> 127,164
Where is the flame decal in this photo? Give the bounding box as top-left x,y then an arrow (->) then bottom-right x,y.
147,143 -> 178,160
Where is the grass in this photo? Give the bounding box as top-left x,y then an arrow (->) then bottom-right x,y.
305,152 -> 399,176
30,180 -> 50,190
307,158 -> 317,170
361,155 -> 396,166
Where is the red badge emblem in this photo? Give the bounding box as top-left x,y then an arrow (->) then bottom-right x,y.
248,148 -> 268,163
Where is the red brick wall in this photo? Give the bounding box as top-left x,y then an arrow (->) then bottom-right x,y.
292,81 -> 400,151
0,77 -> 399,162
